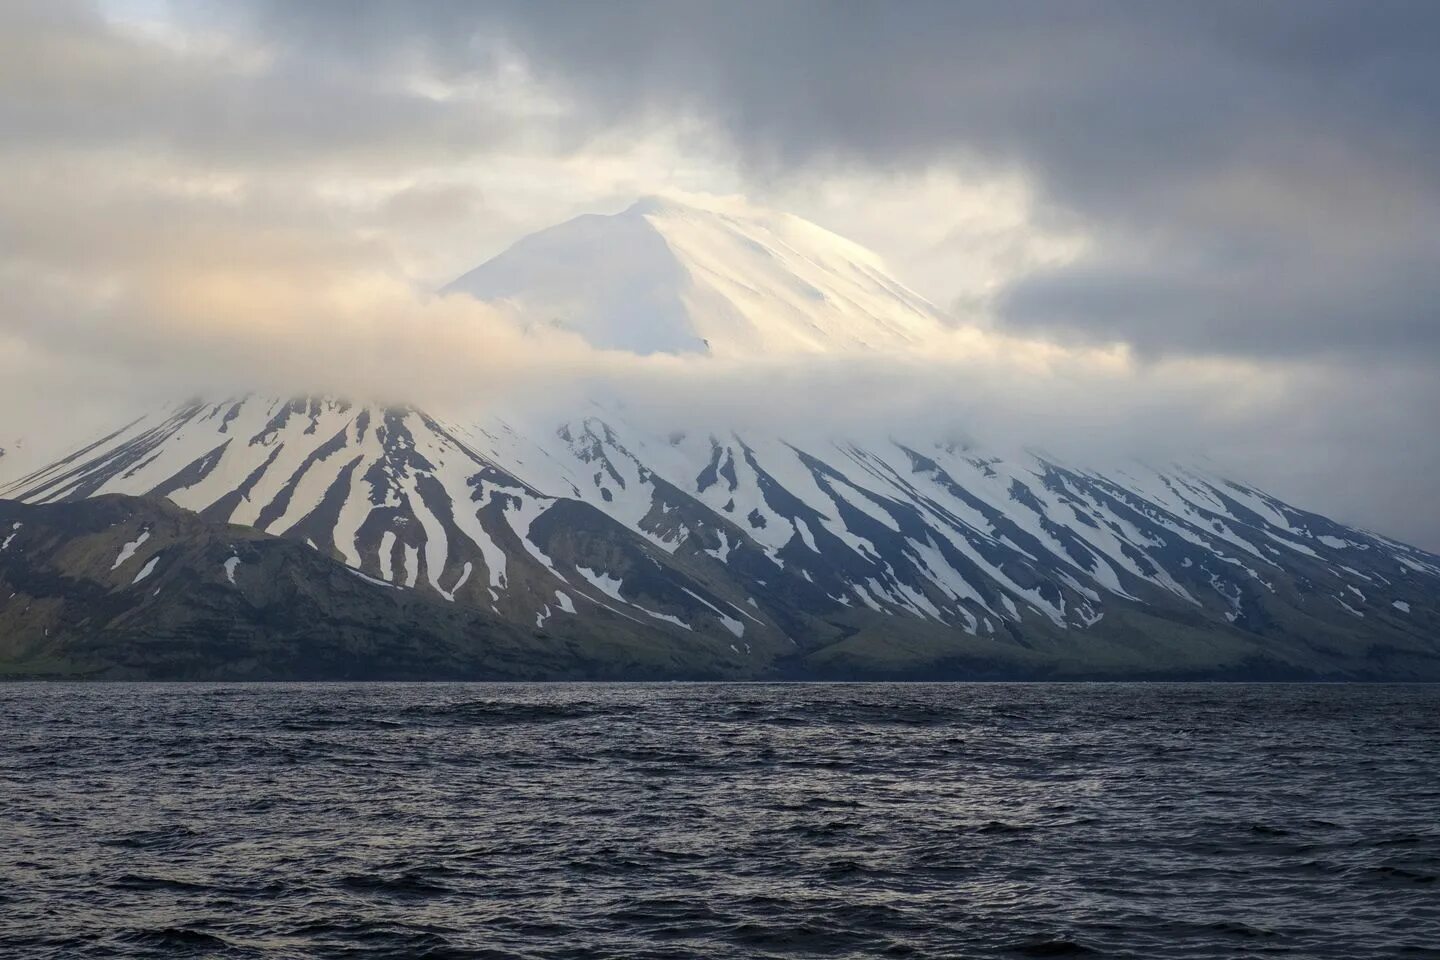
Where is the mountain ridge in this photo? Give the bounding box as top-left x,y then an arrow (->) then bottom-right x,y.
3,394 -> 1437,680
3,489 -> 1436,681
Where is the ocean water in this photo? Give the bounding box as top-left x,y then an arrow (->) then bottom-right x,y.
1,682 -> 1437,959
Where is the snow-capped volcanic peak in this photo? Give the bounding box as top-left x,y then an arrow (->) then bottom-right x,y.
443,194 -> 949,357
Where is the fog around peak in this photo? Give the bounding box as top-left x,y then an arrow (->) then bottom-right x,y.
2,1 -> 1437,548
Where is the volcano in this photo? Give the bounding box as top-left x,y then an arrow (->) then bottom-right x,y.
2,197 -> 1437,680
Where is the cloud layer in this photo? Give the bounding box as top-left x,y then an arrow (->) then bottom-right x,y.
239,1 -> 1440,355
2,1 -> 1437,548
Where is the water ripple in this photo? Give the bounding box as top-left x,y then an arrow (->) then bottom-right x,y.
1,681 -> 1437,958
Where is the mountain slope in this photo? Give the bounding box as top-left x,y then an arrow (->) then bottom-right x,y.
0,494 -> 767,680
443,195 -> 948,356
4,396 -> 1438,679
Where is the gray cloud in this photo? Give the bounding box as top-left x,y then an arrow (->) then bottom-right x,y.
999,247 -> 1440,360
240,0 -> 1440,360
0,1 -> 526,172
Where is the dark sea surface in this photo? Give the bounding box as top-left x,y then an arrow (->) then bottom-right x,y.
1,682 -> 1437,959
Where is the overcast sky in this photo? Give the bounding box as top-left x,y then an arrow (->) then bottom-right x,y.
2,0 -> 1438,548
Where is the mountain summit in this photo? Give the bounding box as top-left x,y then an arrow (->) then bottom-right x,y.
443,195 -> 948,357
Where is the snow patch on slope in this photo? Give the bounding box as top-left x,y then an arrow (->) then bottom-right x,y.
112,531 -> 150,570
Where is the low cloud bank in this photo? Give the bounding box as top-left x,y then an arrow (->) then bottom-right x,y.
4,252 -> 1436,549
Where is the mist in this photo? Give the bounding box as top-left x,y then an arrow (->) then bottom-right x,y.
5,244 -> 1433,549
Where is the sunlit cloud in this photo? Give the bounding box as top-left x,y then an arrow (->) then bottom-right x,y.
2,0 -> 1437,548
